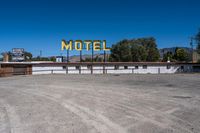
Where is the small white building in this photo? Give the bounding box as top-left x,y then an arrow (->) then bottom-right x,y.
31,62 -> 200,75
1,62 -> 200,76
56,56 -> 64,63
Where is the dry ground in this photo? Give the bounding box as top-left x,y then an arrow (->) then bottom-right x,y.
0,74 -> 200,133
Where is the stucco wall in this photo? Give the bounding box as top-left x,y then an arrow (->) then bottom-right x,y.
32,65 -> 183,75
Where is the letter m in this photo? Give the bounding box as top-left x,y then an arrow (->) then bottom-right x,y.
61,40 -> 72,50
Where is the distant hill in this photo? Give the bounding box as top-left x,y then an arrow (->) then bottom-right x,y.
66,53 -> 106,62
159,47 -> 192,58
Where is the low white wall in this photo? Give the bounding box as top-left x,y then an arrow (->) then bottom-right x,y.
32,65 -> 184,75
32,67 -> 64,75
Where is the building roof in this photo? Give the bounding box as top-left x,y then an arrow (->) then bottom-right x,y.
36,62 -> 200,67
1,62 -> 200,66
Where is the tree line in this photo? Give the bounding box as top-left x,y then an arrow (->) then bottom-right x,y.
196,29 -> 200,55
109,38 -> 193,62
162,48 -> 190,62
109,37 -> 160,62
109,29 -> 200,62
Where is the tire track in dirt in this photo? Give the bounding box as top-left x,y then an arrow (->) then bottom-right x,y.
70,90 -> 195,133
21,89 -> 127,133
0,99 -> 23,133
24,83 -> 195,133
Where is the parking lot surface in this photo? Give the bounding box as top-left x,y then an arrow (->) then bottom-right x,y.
0,74 -> 200,133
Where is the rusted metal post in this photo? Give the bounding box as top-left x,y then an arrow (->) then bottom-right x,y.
91,64 -> 93,74
92,44 -> 94,63
66,66 -> 68,74
80,50 -> 82,62
79,66 -> 81,74
67,49 -> 69,63
104,51 -> 106,63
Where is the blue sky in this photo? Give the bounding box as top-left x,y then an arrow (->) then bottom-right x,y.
0,0 -> 200,56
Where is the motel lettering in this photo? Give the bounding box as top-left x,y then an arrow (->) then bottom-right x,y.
61,40 -> 110,51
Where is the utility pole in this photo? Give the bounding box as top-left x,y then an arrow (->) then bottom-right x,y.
190,37 -> 193,63
80,50 -> 82,62
190,37 -> 195,63
67,49 -> 69,63
92,44 -> 94,63
39,50 -> 42,57
104,51 -> 106,63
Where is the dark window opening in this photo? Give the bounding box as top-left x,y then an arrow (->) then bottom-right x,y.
143,65 -> 147,69
135,66 -> 139,69
87,65 -> 91,69
63,66 -> 66,69
167,65 -> 171,69
76,66 -> 80,70
181,66 -> 184,70
124,66 -> 128,69
114,65 -> 119,70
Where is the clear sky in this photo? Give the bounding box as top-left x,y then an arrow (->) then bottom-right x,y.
0,0 -> 200,56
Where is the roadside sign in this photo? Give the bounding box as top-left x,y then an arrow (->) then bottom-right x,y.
12,48 -> 25,62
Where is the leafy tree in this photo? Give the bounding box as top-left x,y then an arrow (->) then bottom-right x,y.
197,44 -> 200,55
7,52 -> 12,61
110,37 -> 159,62
110,43 -> 120,61
84,57 -> 92,62
147,47 -> 160,61
119,40 -> 132,62
195,29 -> 200,54
163,52 -> 173,62
110,39 -> 132,62
140,37 -> 160,61
24,51 -> 32,61
131,37 -> 159,61
49,56 -> 56,62
174,48 -> 190,62
130,43 -> 147,61
32,56 -> 50,61
94,56 -> 103,62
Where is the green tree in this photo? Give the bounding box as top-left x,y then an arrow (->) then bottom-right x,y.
7,52 -> 12,61
94,56 -> 103,62
174,48 -> 190,62
110,43 -> 120,61
140,37 -> 160,61
163,52 -> 173,62
49,56 -> 56,62
32,56 -> 50,61
84,57 -> 92,62
129,38 -> 159,61
24,51 -> 32,61
195,29 -> 200,54
130,43 -> 147,61
110,38 -> 160,62
110,39 -> 132,62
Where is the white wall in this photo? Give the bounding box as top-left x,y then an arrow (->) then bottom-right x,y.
32,66 -> 64,75
32,65 -> 186,75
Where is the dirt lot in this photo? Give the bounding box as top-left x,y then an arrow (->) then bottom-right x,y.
0,74 -> 200,133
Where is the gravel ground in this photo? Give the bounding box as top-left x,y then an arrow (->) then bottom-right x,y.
0,74 -> 200,133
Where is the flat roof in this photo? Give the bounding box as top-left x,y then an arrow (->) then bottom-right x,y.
1,62 -> 200,66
